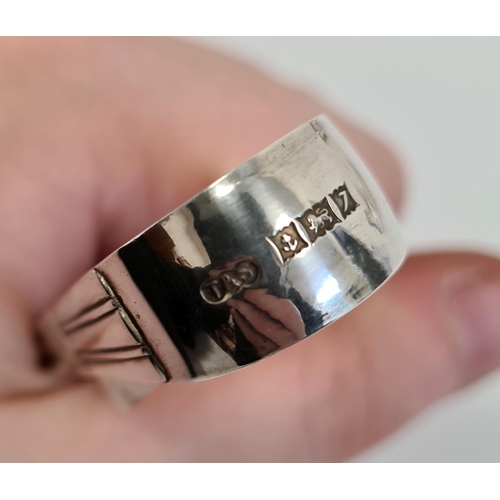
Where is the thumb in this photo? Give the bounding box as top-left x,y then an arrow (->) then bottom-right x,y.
129,251 -> 500,461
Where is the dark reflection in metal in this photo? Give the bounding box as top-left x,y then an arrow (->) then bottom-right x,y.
333,227 -> 389,290
118,180 -> 322,374
118,234 -> 200,376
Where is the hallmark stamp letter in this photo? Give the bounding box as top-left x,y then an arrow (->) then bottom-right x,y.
297,197 -> 342,243
267,222 -> 308,263
330,183 -> 359,219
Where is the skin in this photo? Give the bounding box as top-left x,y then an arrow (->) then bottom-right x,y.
228,290 -> 306,356
0,37 -> 499,462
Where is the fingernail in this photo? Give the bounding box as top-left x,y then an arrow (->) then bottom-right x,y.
446,271 -> 500,374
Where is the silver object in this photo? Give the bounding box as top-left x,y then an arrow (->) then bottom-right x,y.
40,116 -> 405,403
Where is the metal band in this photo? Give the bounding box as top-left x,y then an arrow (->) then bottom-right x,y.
39,116 -> 405,402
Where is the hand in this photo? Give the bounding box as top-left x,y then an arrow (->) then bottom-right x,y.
229,289 -> 307,357
0,38 -> 498,462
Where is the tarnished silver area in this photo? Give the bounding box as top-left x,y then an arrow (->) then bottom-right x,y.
40,116 -> 405,400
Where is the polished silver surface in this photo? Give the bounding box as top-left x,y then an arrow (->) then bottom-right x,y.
40,116 -> 405,401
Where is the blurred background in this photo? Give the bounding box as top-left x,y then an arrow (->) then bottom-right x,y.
195,37 -> 500,462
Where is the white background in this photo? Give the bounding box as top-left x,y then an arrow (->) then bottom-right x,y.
198,37 -> 500,462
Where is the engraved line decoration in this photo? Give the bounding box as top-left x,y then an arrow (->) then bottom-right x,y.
93,269 -> 169,379
61,296 -> 112,326
61,293 -> 117,335
59,270 -> 169,381
63,308 -> 118,335
200,258 -> 260,305
76,344 -> 150,365
94,269 -> 144,344
79,354 -> 151,366
267,183 -> 359,264
77,344 -> 144,355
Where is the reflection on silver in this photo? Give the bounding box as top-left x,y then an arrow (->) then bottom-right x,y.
200,258 -> 260,305
40,116 -> 405,400
214,182 -> 235,198
315,275 -> 341,307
